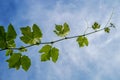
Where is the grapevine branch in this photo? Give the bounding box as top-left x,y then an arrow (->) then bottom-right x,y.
0,9 -> 114,52
0,27 -> 109,52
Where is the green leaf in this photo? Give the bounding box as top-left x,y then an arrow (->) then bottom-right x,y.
50,47 -> 59,63
0,40 -> 6,49
39,45 -> 52,53
0,26 -> 5,37
83,37 -> 89,46
15,60 -> 21,70
39,45 -> 59,62
41,53 -> 50,61
104,27 -> 110,33
0,26 -> 6,49
55,25 -> 62,31
54,22 -> 70,37
7,40 -> 16,48
21,36 -> 39,44
20,25 -> 42,44
6,24 -> 17,41
20,26 -> 33,44
21,55 -> 31,71
32,24 -> 42,39
63,22 -> 70,34
77,36 -> 89,47
39,45 -> 52,62
92,22 -> 100,30
20,36 -> 31,44
0,25 -> 17,49
6,53 -> 31,71
6,53 -> 21,68
0,40 -> 7,49
6,49 -> 13,56
20,26 -> 32,37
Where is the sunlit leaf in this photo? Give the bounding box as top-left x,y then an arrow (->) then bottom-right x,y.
55,25 -> 62,31
20,26 -> 32,37
50,47 -> 59,63
6,24 -> 17,41
0,26 -> 6,49
6,53 -> 21,68
20,36 -> 31,44
20,25 -> 42,44
63,22 -> 70,34
41,53 -> 50,61
15,60 -> 21,70
6,49 -> 13,56
39,45 -> 51,61
7,40 -> 16,48
54,22 -> 70,37
39,45 -> 59,62
20,26 -> 33,44
77,36 -> 89,47
92,22 -> 100,30
21,55 -> 31,71
39,45 -> 52,53
104,27 -> 110,33
0,26 -> 5,37
83,37 -> 89,46
32,24 -> 42,39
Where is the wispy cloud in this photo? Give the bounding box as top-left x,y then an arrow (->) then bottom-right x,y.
1,0 -> 120,80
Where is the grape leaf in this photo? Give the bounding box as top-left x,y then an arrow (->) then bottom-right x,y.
77,36 -> 89,47
0,26 -> 6,49
50,47 -> 59,63
6,53 -> 31,71
6,49 -> 13,56
32,24 -> 42,39
6,24 -> 17,48
39,45 -> 51,61
6,24 -> 17,41
0,25 -> 16,49
20,26 -> 32,37
54,22 -> 70,37
21,55 -> 31,71
39,45 -> 59,62
104,27 -> 110,33
6,53 -> 21,69
20,36 -> 32,44
20,26 -> 33,44
55,25 -> 62,31
63,23 -> 70,34
92,22 -> 100,30
39,45 -> 52,53
41,53 -> 50,61
15,60 -> 21,70
7,40 -> 16,48
20,25 -> 42,44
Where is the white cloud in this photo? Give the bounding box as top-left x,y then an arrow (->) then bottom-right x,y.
11,0 -> 120,80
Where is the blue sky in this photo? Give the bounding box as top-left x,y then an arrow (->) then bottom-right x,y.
0,0 -> 120,80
